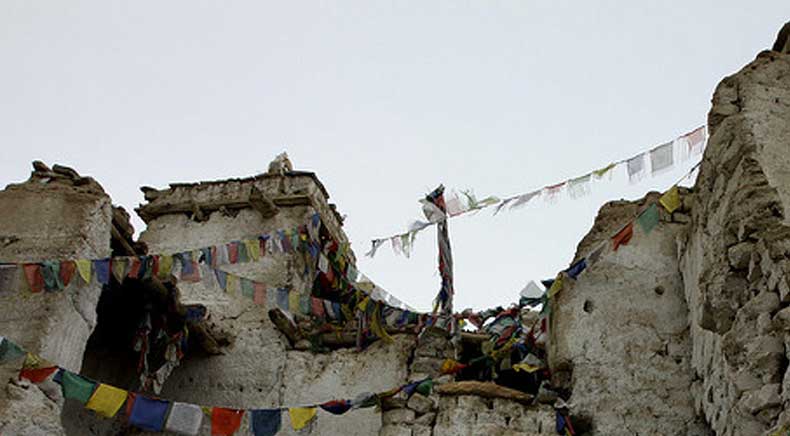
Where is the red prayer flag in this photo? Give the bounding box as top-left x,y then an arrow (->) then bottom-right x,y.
227,243 -> 239,264
311,297 -> 326,318
612,222 -> 634,251
253,282 -> 267,305
19,366 -> 58,383
211,407 -> 244,436
59,261 -> 77,288
127,258 -> 142,278
23,264 -> 44,293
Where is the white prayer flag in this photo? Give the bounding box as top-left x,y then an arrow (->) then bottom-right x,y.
649,141 -> 674,175
627,154 -> 646,184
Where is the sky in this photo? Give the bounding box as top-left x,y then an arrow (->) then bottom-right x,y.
1,2 -> 788,312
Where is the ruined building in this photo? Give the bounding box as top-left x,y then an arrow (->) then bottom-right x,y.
0,23 -> 789,436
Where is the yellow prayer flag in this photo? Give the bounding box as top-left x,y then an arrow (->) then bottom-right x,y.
548,275 -> 564,298
85,384 -> 127,418
660,186 -> 681,213
370,303 -> 393,343
76,259 -> 92,284
288,290 -> 300,312
289,407 -> 317,430
226,275 -> 238,295
158,255 -> 173,279
244,240 -> 260,262
513,363 -> 541,373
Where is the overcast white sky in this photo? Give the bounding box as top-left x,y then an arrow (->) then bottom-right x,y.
1,2 -> 788,312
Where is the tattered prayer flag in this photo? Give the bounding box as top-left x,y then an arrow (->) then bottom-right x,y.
241,278 -> 254,299
320,400 -> 352,415
683,126 -> 706,159
253,282 -> 267,306
660,186 -> 681,213
370,304 -> 393,342
214,270 -> 227,290
250,409 -> 281,436
0,338 -> 25,363
547,275 -> 564,298
158,255 -> 173,279
637,204 -> 660,234
650,141 -> 674,175
390,236 -> 402,256
59,261 -> 76,288
351,392 -> 378,409
165,402 -> 203,436
626,154 -> 646,184
61,371 -> 96,404
245,239 -> 261,262
593,163 -> 617,180
111,258 -> 129,283
543,182 -> 566,203
93,259 -> 111,285
86,384 -> 128,418
365,239 -> 385,258
288,407 -> 316,431
493,197 -> 514,215
565,259 -> 587,280
129,395 -> 170,432
567,174 -> 592,199
211,407 -> 244,436
75,259 -> 92,284
23,264 -> 44,293
612,222 -> 634,251
226,274 -> 239,296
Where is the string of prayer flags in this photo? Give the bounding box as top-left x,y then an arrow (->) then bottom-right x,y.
85,384 -> 128,418
212,407 -> 245,436
637,204 -> 660,234
251,409 -> 282,436
660,186 -> 681,213
165,402 -> 203,436
289,407 -> 317,431
612,222 -> 634,251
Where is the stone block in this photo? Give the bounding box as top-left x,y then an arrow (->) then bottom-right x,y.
414,412 -> 436,427
738,384 -> 782,413
728,242 -> 754,269
379,424 -> 413,436
383,408 -> 416,426
407,393 -> 435,415
412,424 -> 432,436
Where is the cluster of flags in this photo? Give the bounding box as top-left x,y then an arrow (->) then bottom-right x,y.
367,125 -> 707,258
1,335 -> 437,436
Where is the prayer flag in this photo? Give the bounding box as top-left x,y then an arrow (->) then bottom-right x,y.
19,353 -> 57,383
165,402 -> 203,436
626,154 -> 646,184
199,247 -> 213,267
253,282 -> 267,306
211,407 -> 244,436
320,400 -> 352,415
0,337 -> 25,363
127,258 -> 142,279
214,270 -> 227,290
592,163 -> 617,180
548,275 -> 564,298
288,407 -> 316,431
258,236 -> 268,258
40,261 -> 61,291
637,204 -> 660,234
279,231 -> 292,253
365,240 -> 385,258
250,409 -> 281,436
245,239 -> 261,262
660,186 -> 681,213
61,371 -> 96,403
440,359 -> 467,375
650,142 -> 674,175
567,175 -> 592,199
226,274 -> 238,296
276,288 -> 289,310
510,191 -> 540,210
75,259 -> 92,284
93,259 -> 110,285
543,182 -> 566,203
683,126 -> 706,159
86,384 -> 128,418
311,297 -> 325,318
241,278 -> 254,299
612,222 -> 634,251
158,255 -> 173,279
59,261 -> 76,288
351,392 -> 378,409
0,264 -> 19,295
237,241 -> 250,263
566,259 -> 587,280
23,264 -> 44,293
416,379 -> 433,396
227,242 -> 239,264
214,244 -> 230,266
111,257 -> 129,283
288,290 -> 300,313
129,395 -> 170,432
513,363 -> 541,373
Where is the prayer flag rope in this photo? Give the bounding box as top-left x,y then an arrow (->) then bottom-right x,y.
0,335 -> 442,436
368,125 -> 706,258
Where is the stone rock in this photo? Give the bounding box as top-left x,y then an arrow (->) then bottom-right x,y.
383,408 -> 416,425
728,242 -> 754,269
414,412 -> 436,426
412,424 -> 433,436
379,424 -> 413,436
407,393 -> 435,415
774,306 -> 790,330
738,384 -> 782,414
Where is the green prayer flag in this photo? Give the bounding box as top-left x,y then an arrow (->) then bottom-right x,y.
240,278 -> 254,299
62,371 -> 96,403
637,204 -> 660,234
416,379 -> 433,396
0,338 -> 25,363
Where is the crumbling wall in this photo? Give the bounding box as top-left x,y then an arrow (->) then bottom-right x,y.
548,193 -> 710,435
0,164 -> 112,435
679,48 -> 790,435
